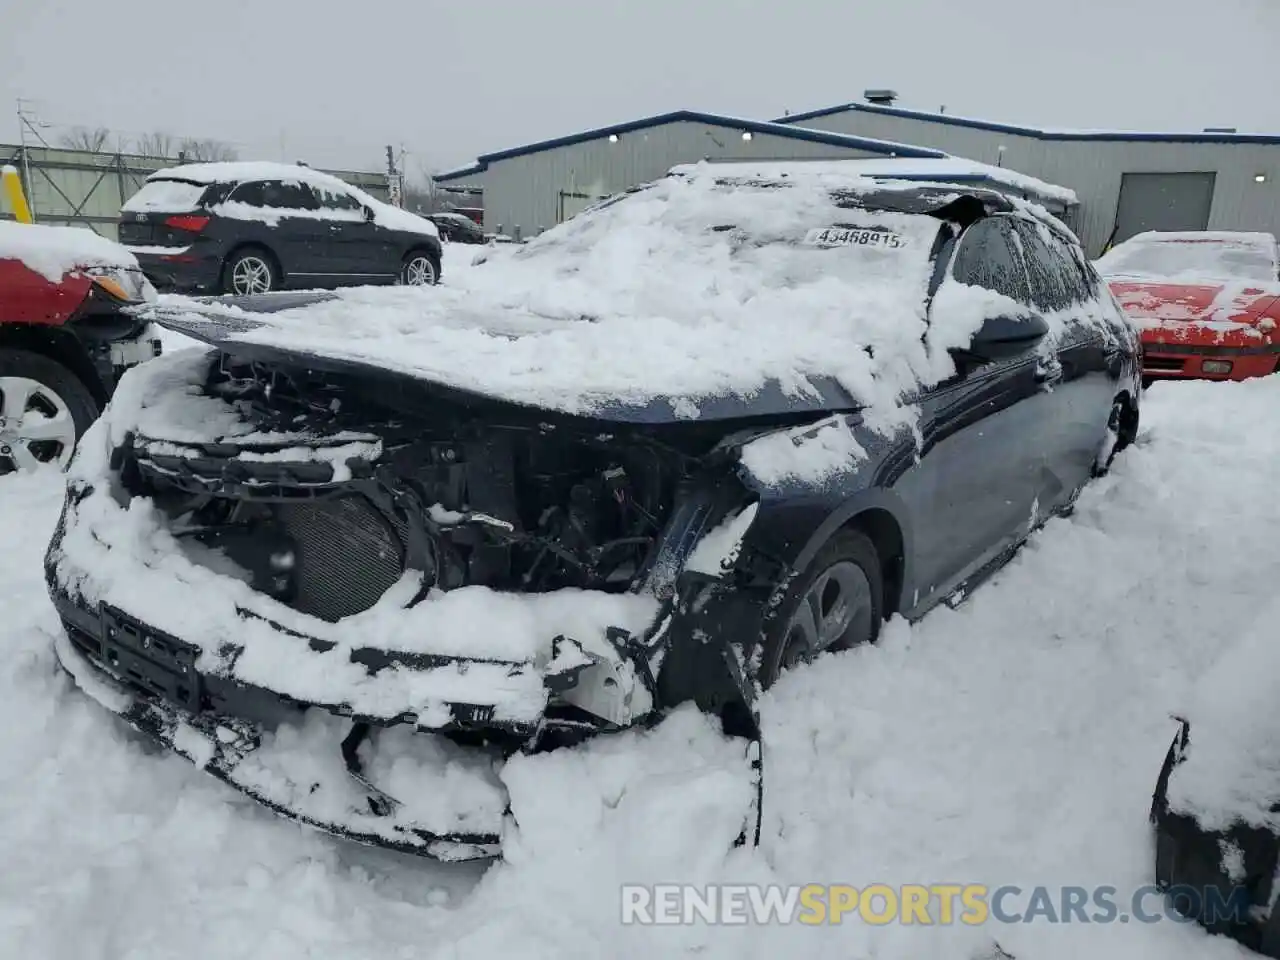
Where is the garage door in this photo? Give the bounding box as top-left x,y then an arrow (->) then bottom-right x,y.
1111,172 -> 1216,245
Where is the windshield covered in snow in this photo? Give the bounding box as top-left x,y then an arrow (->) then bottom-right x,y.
121,179 -> 209,214
507,177 -> 945,303
1096,233 -> 1279,283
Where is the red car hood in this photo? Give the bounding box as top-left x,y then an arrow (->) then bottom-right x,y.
1107,280 -> 1280,348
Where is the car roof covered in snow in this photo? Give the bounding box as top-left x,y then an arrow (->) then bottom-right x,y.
144,164 -> 1096,429
669,157 -> 1079,207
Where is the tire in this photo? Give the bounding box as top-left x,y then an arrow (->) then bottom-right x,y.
401,250 -> 440,286
756,529 -> 884,689
0,348 -> 99,475
222,248 -> 278,295
1093,396 -> 1138,478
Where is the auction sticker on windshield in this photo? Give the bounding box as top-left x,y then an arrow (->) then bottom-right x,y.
804,226 -> 907,249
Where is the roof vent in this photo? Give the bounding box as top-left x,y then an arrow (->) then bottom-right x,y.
864,89 -> 898,106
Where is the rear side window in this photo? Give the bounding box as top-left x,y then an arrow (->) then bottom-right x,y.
229,180 -> 319,211
951,216 -> 1032,303
121,179 -> 210,214
1012,219 -> 1085,310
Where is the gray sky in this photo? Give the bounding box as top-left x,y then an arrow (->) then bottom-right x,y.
4,0 -> 1279,178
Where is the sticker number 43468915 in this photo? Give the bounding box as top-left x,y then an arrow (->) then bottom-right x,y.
804,226 -> 906,248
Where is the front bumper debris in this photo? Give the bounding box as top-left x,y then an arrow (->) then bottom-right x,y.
50,591 -> 509,861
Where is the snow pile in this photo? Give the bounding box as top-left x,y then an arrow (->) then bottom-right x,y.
0,219 -> 139,282
1165,596 -> 1280,830
685,503 -> 760,577
6,376 -> 1280,957
150,166 -> 1012,432
739,415 -> 868,486
135,161 -> 439,238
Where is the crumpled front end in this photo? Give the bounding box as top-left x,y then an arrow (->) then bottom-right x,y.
45,346 -> 750,859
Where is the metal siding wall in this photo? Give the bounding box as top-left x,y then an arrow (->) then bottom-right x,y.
478,121 -> 888,236
787,110 -> 1280,256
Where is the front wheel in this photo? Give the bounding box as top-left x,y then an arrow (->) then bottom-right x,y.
401,251 -> 440,286
0,349 -> 99,475
756,530 -> 884,689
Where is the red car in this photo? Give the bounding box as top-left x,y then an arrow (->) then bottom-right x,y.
1096,231 -> 1280,385
0,221 -> 162,474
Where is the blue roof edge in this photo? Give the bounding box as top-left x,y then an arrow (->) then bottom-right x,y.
773,101 -> 1280,145
433,109 -> 947,183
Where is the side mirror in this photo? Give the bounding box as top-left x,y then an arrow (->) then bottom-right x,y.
969,312 -> 1049,358
362,205 -> 376,222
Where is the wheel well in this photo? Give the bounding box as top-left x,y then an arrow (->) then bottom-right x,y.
222,243 -> 281,284
0,324 -> 106,405
844,508 -> 905,618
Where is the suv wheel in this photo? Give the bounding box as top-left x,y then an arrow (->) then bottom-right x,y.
224,249 -> 277,295
401,251 -> 440,286
0,349 -> 99,474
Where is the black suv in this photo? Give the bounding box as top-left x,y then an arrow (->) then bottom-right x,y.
118,162 -> 443,295
428,211 -> 487,244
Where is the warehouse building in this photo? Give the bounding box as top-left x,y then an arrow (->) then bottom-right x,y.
775,98 -> 1280,256
433,110 -> 959,240
437,96 -> 1280,256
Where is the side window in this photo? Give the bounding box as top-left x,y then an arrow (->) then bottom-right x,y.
951,217 -> 1032,304
228,180 -> 267,207
1012,219 -> 1080,311
261,180 -> 319,211
312,184 -> 363,213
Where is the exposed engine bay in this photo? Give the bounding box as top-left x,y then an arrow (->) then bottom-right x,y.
126,351 -> 710,626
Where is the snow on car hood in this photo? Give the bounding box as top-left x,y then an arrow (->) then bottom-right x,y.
147,168 -> 998,435
1106,279 -> 1279,344
0,219 -> 141,283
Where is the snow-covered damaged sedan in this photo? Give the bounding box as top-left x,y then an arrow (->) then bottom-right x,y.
45,162 -> 1141,860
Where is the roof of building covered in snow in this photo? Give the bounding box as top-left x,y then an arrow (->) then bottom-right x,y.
432,109 -> 948,183
774,100 -> 1280,145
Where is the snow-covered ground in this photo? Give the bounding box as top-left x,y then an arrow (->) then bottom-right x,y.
5,353 -> 1277,956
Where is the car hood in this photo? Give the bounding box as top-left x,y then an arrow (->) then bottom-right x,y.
142,293 -> 862,425
1106,279 -> 1280,347
1106,279 -> 1280,325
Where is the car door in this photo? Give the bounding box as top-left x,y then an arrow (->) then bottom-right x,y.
228,179 -> 327,287
893,215 -> 1049,609
309,182 -> 385,283
1012,217 -> 1119,509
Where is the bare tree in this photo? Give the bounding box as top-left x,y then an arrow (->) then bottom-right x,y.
132,131 -> 176,159
177,138 -> 239,162
59,126 -> 111,153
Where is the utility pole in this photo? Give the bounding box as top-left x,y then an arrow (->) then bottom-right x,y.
15,99 -> 47,221
385,144 -> 403,208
